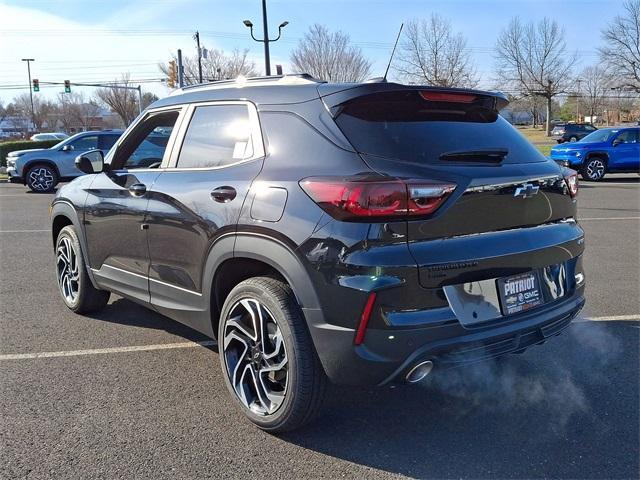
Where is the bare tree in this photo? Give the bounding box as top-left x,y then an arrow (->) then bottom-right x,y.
599,0 -> 640,92
495,17 -> 576,135
57,92 -> 102,132
13,93 -> 57,132
141,92 -> 159,109
290,24 -> 371,82
580,66 -> 612,122
96,74 -> 138,127
396,15 -> 478,87
159,48 -> 257,85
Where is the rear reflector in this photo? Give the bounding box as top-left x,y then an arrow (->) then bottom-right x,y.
300,177 -> 456,221
354,292 -> 377,345
563,169 -> 579,198
419,91 -> 477,103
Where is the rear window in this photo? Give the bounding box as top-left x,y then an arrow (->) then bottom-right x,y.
333,91 -> 546,164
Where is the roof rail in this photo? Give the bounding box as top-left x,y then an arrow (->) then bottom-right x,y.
177,73 -> 325,92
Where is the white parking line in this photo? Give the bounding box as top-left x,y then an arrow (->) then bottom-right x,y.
579,314 -> 640,322
0,229 -> 49,233
0,340 -> 216,361
580,216 -> 640,221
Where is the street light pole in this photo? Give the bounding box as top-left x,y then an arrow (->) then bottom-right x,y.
261,0 -> 271,75
21,58 -> 35,131
243,1 -> 288,76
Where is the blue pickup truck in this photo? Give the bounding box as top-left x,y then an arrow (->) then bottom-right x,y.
550,127 -> 640,181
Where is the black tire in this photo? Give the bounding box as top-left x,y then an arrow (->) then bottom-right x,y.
55,226 -> 110,313
569,136 -> 578,142
581,156 -> 607,182
218,276 -> 327,433
26,163 -> 58,192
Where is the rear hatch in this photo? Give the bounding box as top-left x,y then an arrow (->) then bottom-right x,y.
323,86 -> 580,294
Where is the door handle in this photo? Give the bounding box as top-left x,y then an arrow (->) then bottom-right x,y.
128,183 -> 147,196
211,186 -> 237,203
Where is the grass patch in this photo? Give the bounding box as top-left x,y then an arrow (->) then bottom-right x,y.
0,174 -> 7,181
517,126 -> 555,157
536,144 -> 552,156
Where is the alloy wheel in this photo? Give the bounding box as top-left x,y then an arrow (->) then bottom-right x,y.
586,159 -> 605,180
28,167 -> 54,191
222,298 -> 288,416
56,236 -> 80,304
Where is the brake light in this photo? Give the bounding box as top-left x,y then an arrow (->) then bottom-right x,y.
419,91 -> 477,103
300,177 -> 456,221
563,169 -> 579,198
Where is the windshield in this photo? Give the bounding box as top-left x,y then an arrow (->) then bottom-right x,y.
579,129 -> 615,143
334,90 -> 545,164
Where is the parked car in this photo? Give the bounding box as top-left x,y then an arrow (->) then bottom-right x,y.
51,76 -> 585,432
31,132 -> 69,141
552,123 -> 597,143
550,127 -> 640,181
6,129 -> 167,192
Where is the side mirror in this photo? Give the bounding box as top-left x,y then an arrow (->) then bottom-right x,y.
75,149 -> 104,174
612,139 -> 622,147
61,144 -> 74,152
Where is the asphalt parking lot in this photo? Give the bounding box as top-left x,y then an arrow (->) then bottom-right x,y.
1,176 -> 638,479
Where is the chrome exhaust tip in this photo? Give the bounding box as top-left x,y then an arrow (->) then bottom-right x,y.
405,360 -> 434,383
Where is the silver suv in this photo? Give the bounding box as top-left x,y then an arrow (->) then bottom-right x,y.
7,130 -> 123,192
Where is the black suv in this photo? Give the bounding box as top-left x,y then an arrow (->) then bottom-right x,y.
51,76 -> 585,432
552,123 -> 597,143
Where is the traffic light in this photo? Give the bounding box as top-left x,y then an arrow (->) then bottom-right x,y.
64,80 -> 71,93
168,60 -> 177,88
32,79 -> 39,92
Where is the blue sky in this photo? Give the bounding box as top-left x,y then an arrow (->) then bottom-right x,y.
0,0 -> 625,102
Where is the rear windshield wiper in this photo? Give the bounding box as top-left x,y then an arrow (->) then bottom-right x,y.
439,149 -> 509,163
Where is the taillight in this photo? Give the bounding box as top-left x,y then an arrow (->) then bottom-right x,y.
563,169 -> 579,198
300,177 -> 456,221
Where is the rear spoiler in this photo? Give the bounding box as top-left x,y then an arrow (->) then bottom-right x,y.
317,82 -> 509,113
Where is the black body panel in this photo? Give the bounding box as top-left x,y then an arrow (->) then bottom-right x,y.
51,77 -> 586,386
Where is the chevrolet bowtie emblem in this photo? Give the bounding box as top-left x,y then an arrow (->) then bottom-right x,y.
514,183 -> 539,198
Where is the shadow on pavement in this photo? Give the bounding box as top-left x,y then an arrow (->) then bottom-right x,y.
85,297 -> 214,348
281,321 -> 639,479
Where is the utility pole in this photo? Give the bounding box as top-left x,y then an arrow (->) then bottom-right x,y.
177,49 -> 185,87
243,1 -> 289,76
21,58 -> 35,131
575,79 -> 582,122
194,31 -> 203,83
137,85 -> 143,114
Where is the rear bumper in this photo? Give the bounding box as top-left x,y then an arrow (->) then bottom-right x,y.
307,287 -> 584,386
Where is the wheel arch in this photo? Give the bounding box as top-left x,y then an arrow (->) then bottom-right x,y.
584,150 -> 609,163
203,232 -> 322,339
51,201 -> 99,288
23,159 -> 61,180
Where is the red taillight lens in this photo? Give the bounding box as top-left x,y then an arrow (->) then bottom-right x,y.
354,292 -> 377,345
300,177 -> 456,221
564,169 -> 579,198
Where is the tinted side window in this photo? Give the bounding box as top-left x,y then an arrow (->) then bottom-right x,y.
177,105 -> 254,169
70,135 -> 98,150
616,130 -> 639,143
98,134 -> 120,151
110,110 -> 179,170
